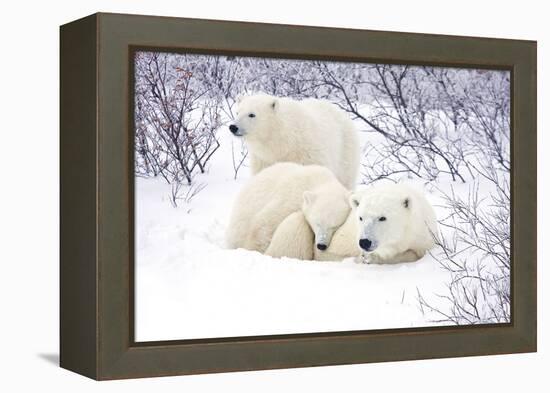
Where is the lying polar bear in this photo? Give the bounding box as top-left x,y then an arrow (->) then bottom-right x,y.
350,182 -> 438,264
226,162 -> 350,254
266,182 -> 438,264
266,208 -> 359,261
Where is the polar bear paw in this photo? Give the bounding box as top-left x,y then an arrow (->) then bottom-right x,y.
357,251 -> 385,265
356,252 -> 377,264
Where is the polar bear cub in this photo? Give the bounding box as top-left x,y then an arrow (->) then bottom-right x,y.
302,185 -> 351,251
267,208 -> 362,262
265,183 -> 351,260
350,183 -> 438,264
226,162 -> 350,254
312,210 -> 361,262
228,93 -> 360,189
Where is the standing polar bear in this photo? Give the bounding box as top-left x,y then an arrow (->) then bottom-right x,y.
266,182 -> 438,264
228,93 -> 360,189
226,162 -> 350,254
350,183 -> 438,264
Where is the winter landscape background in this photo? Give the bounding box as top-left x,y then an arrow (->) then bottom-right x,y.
134,51 -> 510,341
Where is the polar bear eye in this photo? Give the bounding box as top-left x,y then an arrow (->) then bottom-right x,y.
248,113 -> 256,118
379,216 -> 387,222
359,216 -> 363,221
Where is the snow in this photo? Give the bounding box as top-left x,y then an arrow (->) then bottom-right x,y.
132,55 -> 510,340
134,127 -> 465,342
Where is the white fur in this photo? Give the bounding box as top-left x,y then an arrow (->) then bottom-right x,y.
265,211 -> 314,260
266,208 -> 361,262
302,182 -> 351,251
226,162 -> 349,254
265,183 -> 437,264
264,181 -> 351,260
313,210 -> 361,261
350,183 -> 438,264
229,93 -> 360,189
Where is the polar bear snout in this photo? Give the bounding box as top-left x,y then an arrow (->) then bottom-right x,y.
312,228 -> 337,252
359,238 -> 373,252
229,124 -> 241,135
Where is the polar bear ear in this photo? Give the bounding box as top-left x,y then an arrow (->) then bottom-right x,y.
349,193 -> 361,209
303,191 -> 316,206
236,93 -> 245,104
403,198 -> 410,209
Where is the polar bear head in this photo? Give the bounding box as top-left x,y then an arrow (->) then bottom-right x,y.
228,94 -> 280,145
302,183 -> 351,252
349,185 -> 412,253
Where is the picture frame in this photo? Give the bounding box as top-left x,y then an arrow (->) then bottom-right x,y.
60,12 -> 537,380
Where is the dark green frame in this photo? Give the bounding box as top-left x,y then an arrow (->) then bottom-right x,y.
60,12 -> 537,380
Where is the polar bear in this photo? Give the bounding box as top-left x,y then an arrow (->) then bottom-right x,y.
266,209 -> 359,262
266,183 -> 437,263
350,183 -> 438,264
228,93 -> 360,189
313,210 -> 361,262
265,184 -> 352,259
226,162 -> 350,254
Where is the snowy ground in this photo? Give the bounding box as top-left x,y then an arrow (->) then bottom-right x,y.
135,128 -> 482,342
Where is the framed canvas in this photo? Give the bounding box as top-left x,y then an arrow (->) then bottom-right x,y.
60,12 -> 537,380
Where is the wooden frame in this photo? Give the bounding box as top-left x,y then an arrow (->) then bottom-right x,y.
60,12 -> 537,380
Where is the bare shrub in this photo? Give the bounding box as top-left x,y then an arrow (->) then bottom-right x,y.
231,138 -> 249,180
134,52 -> 223,185
169,178 -> 208,208
303,63 -> 510,184
418,166 -> 510,324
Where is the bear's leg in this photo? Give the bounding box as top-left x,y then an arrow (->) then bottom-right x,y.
360,247 -> 420,264
361,245 -> 398,264
265,211 -> 314,260
387,250 -> 421,263
250,154 -> 271,175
